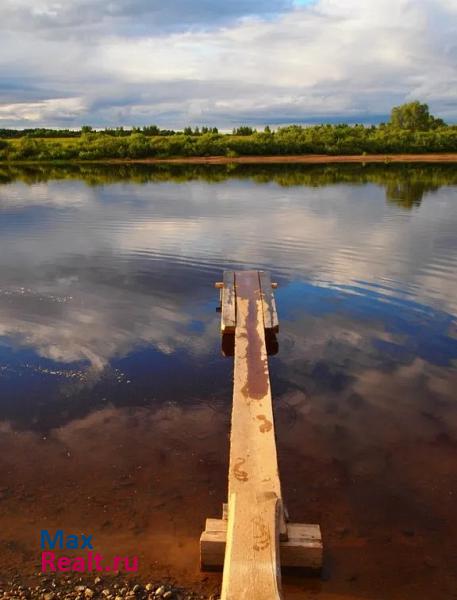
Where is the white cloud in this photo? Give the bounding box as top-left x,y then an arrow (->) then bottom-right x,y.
0,0 -> 456,126
0,97 -> 86,123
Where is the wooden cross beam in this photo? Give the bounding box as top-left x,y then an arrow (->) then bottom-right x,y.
200,271 -> 323,600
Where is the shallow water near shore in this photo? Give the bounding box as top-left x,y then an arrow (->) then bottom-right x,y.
0,163 -> 456,599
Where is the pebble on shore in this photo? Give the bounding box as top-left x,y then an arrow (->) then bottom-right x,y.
0,575 -> 220,600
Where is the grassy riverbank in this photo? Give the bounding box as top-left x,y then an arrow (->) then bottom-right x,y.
2,102 -> 456,163
2,128 -> 457,163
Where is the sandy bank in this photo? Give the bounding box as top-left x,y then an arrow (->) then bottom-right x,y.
103,153 -> 457,165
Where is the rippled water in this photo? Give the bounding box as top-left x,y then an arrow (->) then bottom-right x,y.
0,164 -> 456,599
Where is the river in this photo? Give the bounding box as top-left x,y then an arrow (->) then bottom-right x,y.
0,163 -> 456,599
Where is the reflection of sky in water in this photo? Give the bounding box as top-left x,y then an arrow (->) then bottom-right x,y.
0,167 -> 455,432
0,166 -> 456,597
278,280 -> 457,366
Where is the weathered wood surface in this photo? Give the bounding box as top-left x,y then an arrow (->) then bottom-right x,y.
259,271 -> 279,332
221,492 -> 282,600
221,271 -> 236,333
201,270 -> 323,595
221,270 -> 284,600
201,519 -> 322,570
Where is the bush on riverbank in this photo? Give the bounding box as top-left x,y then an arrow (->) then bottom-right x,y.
1,126 -> 457,162
1,102 -> 456,162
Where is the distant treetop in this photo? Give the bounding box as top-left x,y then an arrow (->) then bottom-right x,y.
389,101 -> 446,131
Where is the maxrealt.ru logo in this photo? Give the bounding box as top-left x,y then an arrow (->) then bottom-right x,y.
41,530 -> 138,573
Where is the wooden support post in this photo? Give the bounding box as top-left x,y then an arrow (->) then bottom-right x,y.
259,271 -> 279,332
201,271 -> 322,598
201,519 -> 322,570
220,271 -> 236,334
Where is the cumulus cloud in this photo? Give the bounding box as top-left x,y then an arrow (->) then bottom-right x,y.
0,0 -> 456,127
0,0 -> 294,33
0,97 -> 86,123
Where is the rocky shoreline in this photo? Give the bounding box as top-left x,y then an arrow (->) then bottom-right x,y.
0,576 -> 220,600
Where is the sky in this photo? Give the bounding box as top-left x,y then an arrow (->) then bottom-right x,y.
0,0 -> 456,128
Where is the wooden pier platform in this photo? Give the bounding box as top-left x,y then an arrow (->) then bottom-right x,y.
200,271 -> 323,599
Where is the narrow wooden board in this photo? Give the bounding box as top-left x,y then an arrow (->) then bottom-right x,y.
201,520 -> 323,570
221,492 -> 282,600
221,270 -> 236,333
220,270 -> 285,600
259,271 -> 279,332
203,270 -> 322,589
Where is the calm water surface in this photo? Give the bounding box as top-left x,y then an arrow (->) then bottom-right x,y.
0,164 -> 456,599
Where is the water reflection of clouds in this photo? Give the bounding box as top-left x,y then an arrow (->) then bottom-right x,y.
14,179 -> 454,311
0,173 -> 456,598
0,177 -> 455,386
0,180 -> 98,209
0,279 -> 215,368
268,298 -> 456,517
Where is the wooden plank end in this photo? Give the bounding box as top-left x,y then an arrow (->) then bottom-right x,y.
258,271 -> 279,332
221,271 -> 236,334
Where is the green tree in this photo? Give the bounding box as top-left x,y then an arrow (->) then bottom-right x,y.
389,101 -> 445,131
233,126 -> 256,136
143,125 -> 160,136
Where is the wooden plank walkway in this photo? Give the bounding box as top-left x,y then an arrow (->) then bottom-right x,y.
201,271 -> 322,599
222,271 -> 284,600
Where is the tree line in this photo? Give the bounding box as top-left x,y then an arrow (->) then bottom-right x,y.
0,102 -> 456,161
